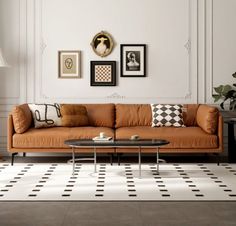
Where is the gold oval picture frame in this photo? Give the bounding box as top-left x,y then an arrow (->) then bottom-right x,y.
91,31 -> 114,57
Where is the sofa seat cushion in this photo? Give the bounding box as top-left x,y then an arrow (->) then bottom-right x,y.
116,126 -> 218,149
13,127 -> 114,148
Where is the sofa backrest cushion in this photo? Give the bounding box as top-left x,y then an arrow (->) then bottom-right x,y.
116,104 -> 152,128
182,104 -> 199,126
116,104 -> 200,128
60,104 -> 89,127
196,104 -> 219,134
12,104 -> 32,133
83,104 -> 115,128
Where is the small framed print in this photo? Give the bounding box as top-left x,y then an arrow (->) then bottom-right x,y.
58,50 -> 81,78
90,31 -> 114,57
120,44 -> 146,77
90,61 -> 116,86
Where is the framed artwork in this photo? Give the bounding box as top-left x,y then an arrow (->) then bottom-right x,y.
120,44 -> 146,77
90,61 -> 116,86
91,31 -> 114,57
58,50 -> 81,78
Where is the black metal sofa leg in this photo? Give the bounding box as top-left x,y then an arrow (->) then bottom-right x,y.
109,153 -> 114,165
117,153 -> 123,165
214,153 -> 220,166
217,153 -> 220,166
11,153 -> 18,166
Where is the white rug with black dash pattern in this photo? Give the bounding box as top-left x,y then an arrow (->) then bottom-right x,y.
0,163 -> 236,201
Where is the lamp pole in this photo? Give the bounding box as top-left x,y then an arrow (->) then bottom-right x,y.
0,48 -> 8,67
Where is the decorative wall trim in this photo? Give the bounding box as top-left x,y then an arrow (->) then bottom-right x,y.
184,39 -> 191,54
19,0 -> 28,104
0,104 -> 16,112
0,0 -> 28,155
107,93 -> 125,99
33,0 -> 198,103
0,0 -> 26,103
203,0 -> 207,103
1,0 -> 27,102
26,0 -> 36,103
0,112 -> 10,118
40,38 -> 47,54
0,0 -> 27,103
128,0 -> 197,102
35,0 -> 42,102
209,0 -> 214,100
206,0 -> 214,104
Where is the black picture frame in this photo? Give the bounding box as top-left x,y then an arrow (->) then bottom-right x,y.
120,44 -> 146,77
90,61 -> 116,86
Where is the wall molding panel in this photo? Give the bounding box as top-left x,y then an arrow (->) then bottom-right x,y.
0,0 -> 28,155
32,0 -> 198,104
206,0 -> 214,104
0,0 -> 27,103
205,0 -> 236,106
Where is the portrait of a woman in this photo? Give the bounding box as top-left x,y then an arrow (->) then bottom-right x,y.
91,31 -> 114,57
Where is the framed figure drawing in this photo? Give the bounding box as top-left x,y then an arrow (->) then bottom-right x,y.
120,44 -> 146,77
58,50 -> 81,78
90,61 -> 116,86
91,31 -> 114,57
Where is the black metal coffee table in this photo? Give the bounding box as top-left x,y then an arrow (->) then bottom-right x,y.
64,139 -> 169,178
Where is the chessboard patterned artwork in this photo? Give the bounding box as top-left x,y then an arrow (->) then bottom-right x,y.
0,163 -> 236,201
95,65 -> 112,82
90,61 -> 116,86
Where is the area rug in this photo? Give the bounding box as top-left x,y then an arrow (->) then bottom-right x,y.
0,163 -> 236,201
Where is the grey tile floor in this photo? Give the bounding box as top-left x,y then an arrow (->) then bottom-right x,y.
0,156 -> 235,226
0,202 -> 236,226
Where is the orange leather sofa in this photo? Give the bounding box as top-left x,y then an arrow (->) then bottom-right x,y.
8,103 -> 223,158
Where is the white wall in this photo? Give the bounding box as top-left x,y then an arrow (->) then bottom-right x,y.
0,0 -> 27,154
36,0 -> 197,103
0,0 -> 236,155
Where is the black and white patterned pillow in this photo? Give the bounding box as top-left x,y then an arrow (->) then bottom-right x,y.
28,103 -> 62,128
151,104 -> 185,127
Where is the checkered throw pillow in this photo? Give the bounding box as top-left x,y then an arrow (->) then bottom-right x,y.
151,104 -> 185,127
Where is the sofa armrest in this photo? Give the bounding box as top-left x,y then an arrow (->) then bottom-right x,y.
196,105 -> 219,134
7,114 -> 15,151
